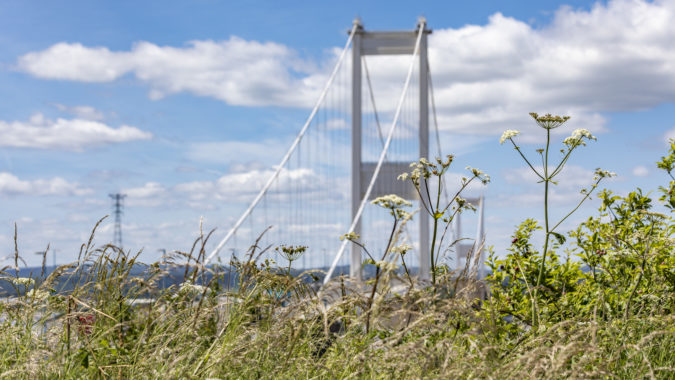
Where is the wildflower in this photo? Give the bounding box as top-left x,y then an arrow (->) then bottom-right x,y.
563,128 -> 596,147
77,313 -> 95,336
12,277 -> 34,286
276,245 -> 307,262
26,288 -> 49,301
179,281 -> 211,295
593,168 -> 616,180
499,130 -> 520,144
340,232 -> 360,241
371,194 -> 412,209
397,172 -> 408,181
390,243 -> 413,255
529,113 -> 570,130
465,166 -> 490,184
375,260 -> 399,272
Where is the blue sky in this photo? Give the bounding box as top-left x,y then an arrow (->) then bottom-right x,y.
1,0 -> 673,267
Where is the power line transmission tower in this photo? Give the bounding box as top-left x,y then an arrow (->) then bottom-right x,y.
109,193 -> 127,249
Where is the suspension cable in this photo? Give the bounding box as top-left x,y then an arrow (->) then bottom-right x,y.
324,21 -> 426,285
427,61 -> 450,205
204,23 -> 359,266
363,57 -> 385,148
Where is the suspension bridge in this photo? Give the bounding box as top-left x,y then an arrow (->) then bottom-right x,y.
204,18 -> 486,284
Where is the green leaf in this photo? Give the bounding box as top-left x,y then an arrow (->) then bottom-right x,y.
550,232 -> 566,245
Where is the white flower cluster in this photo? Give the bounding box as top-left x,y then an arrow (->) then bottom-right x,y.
499,130 -> 520,144
340,232 -> 360,241
375,260 -> 399,272
371,194 -> 412,209
563,128 -> 597,147
390,243 -> 412,254
179,281 -> 211,295
465,166 -> 491,185
26,289 -> 50,301
593,168 -> 616,180
12,277 -> 35,286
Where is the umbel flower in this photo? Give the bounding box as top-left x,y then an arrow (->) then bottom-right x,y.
529,112 -> 570,129
500,130 -> 520,144
563,128 -> 597,147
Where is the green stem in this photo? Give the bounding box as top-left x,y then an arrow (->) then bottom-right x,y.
511,139 -> 544,181
537,129 -> 551,289
430,218 -> 439,286
550,179 -> 602,233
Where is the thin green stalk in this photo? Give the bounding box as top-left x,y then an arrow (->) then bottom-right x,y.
537,129 -> 551,289
511,140 -> 544,181
430,175 -> 442,285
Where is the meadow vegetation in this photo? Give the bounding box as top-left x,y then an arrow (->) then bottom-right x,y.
1,114 -> 673,378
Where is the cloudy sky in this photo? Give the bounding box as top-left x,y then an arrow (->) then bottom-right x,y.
1,0 -> 673,267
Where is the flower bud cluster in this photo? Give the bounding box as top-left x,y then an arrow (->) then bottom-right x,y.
529,112 -> 571,129
465,166 -> 491,185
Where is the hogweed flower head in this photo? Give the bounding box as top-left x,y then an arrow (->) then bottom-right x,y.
465,166 -> 491,185
499,130 -> 520,144
371,194 -> 412,209
12,277 -> 34,286
390,243 -> 413,255
529,112 -> 570,129
26,288 -> 50,301
563,128 -> 597,147
375,260 -> 399,272
276,245 -> 307,262
593,168 -> 616,180
340,232 -> 360,241
179,281 -> 211,296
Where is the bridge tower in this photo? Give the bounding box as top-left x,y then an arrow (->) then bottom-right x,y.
350,18 -> 432,281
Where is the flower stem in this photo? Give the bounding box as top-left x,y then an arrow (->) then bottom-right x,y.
537,129 -> 551,289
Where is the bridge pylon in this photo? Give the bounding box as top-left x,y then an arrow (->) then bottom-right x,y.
350,18 -> 432,281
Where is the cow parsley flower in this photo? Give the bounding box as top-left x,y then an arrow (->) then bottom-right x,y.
390,243 -> 413,254
12,277 -> 34,286
340,232 -> 360,241
375,260 -> 399,272
499,130 -> 520,144
26,289 -> 49,301
563,128 -> 597,147
371,194 -> 412,209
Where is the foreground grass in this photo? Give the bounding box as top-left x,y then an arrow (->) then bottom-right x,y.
0,222 -> 672,379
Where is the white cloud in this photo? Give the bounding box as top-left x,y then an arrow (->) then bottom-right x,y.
632,165 -> 649,177
186,140 -> 288,166
16,1 -> 675,138
0,113 -> 152,151
123,182 -> 167,207
0,172 -> 92,196
175,167 -> 346,203
18,38 -> 325,108
54,104 -> 104,121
